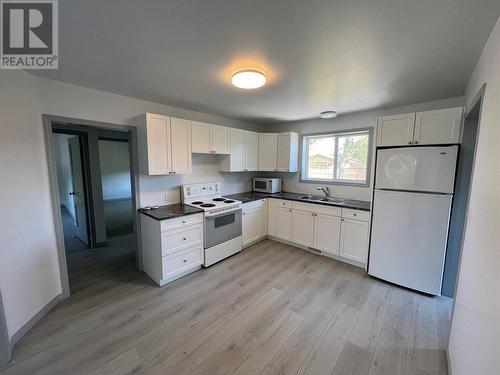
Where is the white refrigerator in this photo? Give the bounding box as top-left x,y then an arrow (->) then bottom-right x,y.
368,146 -> 458,295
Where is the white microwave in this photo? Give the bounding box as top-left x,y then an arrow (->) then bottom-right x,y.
253,178 -> 282,193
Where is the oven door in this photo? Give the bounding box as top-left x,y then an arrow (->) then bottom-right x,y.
204,209 -> 242,248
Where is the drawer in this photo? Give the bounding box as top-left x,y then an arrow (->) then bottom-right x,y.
342,208 -> 370,222
163,247 -> 202,278
161,225 -> 203,256
160,213 -> 203,232
242,199 -> 265,212
292,201 -> 341,216
275,199 -> 293,209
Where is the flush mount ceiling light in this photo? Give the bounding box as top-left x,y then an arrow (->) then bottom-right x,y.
231,69 -> 266,89
319,111 -> 338,119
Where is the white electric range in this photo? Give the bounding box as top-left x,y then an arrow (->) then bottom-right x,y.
181,182 -> 242,267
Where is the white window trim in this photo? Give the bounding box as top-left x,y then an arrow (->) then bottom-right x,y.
299,128 -> 373,187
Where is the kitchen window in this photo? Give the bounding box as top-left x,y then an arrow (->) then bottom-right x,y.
301,129 -> 372,185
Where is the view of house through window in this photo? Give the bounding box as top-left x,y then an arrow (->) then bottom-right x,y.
302,130 -> 370,184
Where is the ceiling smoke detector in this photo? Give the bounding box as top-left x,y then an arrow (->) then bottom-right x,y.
319,111 -> 338,119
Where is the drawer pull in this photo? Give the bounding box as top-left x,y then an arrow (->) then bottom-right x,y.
183,259 -> 187,263
353,213 -> 357,216
183,238 -> 187,241
182,221 -> 186,224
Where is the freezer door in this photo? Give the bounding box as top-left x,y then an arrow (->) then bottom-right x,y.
368,190 -> 452,295
375,146 -> 458,193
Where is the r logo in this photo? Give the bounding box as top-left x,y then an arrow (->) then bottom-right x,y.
1,0 -> 58,68
2,2 -> 52,54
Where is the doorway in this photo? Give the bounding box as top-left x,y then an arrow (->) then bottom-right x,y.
442,88 -> 483,297
47,117 -> 140,297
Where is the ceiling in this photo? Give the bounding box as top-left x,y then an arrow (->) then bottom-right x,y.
33,0 -> 500,124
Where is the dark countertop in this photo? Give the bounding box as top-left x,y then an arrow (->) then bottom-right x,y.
138,203 -> 204,221
224,191 -> 371,211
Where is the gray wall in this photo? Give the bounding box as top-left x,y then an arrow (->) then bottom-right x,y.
261,96 -> 464,201
98,140 -> 132,201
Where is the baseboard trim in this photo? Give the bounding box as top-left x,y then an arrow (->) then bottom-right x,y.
447,347 -> 452,375
0,292 -> 11,366
7,293 -> 63,362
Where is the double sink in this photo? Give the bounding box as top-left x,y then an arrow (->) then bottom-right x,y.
297,194 -> 349,205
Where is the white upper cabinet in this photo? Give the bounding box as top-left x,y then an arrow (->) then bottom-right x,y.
258,132 -> 299,172
138,113 -> 192,175
244,131 -> 259,171
211,125 -> 230,154
219,129 -> 259,172
377,113 -> 415,147
377,107 -> 463,147
191,121 -> 229,154
258,133 -> 278,171
170,117 -> 192,174
414,107 -> 463,145
277,132 -> 299,172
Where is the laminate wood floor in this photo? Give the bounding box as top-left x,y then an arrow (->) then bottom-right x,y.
0,239 -> 452,375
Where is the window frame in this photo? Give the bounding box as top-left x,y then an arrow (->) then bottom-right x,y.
299,127 -> 373,187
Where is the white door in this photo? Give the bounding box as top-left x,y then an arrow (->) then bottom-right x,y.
146,113 -> 171,174
291,210 -> 315,247
244,131 -> 259,171
340,218 -> 369,264
258,133 -> 277,171
276,206 -> 292,240
242,207 -> 261,246
191,121 -> 211,153
229,128 -> 245,171
376,113 -> 415,146
314,213 -> 341,255
414,107 -> 463,145
211,125 -> 230,154
260,199 -> 268,238
267,199 -> 277,236
68,136 -> 89,246
375,146 -> 458,193
170,118 -> 192,174
369,190 -> 452,295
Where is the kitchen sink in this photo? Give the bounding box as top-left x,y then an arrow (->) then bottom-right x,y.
298,195 -> 348,205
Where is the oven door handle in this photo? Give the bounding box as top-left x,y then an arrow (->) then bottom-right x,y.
205,209 -> 242,220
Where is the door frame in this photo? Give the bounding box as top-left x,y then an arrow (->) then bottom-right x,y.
450,84 -> 485,306
43,115 -> 142,299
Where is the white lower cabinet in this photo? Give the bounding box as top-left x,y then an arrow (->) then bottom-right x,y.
267,198 -> 369,267
314,213 -> 341,255
292,209 -> 315,247
340,218 -> 370,264
276,206 -> 293,240
242,199 -> 267,247
141,213 -> 204,286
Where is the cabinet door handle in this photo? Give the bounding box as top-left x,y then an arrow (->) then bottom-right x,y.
182,221 -> 186,224
183,259 -> 187,263
289,209 -> 292,212
353,213 -> 357,216
183,238 -> 187,241
414,141 -> 419,144
408,141 -> 412,144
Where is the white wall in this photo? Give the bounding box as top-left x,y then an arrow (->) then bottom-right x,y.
0,72 -> 62,340
53,134 -> 77,216
98,140 -> 132,200
263,97 -> 464,201
0,70 -> 262,341
448,17 -> 500,375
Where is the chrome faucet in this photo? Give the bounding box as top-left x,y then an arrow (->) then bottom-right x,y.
317,186 -> 331,199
